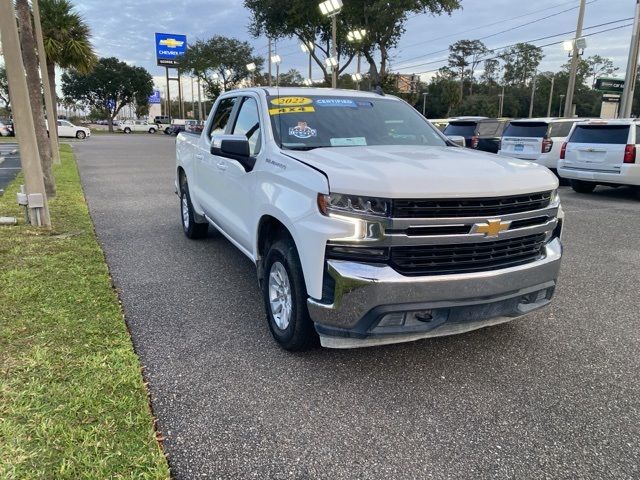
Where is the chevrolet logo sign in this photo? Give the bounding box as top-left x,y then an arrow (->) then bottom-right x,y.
472,219 -> 511,238
159,38 -> 184,48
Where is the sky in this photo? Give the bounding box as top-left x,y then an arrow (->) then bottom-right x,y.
15,0 -> 640,99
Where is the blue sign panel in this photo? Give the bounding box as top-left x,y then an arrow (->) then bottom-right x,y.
148,90 -> 161,104
155,33 -> 187,67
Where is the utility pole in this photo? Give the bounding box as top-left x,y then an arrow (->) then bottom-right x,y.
619,0 -> 640,118
564,0 -> 586,118
197,78 -> 202,121
190,76 -> 195,119
529,74 -> 538,118
268,38 -> 272,87
422,93 -> 428,116
547,75 -> 555,117
0,0 -> 51,227
498,85 -> 505,117
559,94 -> 565,117
32,0 -> 60,165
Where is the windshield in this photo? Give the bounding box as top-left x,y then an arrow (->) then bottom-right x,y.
503,122 -> 549,138
267,95 -> 446,149
569,125 -> 630,144
444,122 -> 477,137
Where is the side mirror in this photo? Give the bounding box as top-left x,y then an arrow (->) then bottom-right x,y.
210,135 -> 256,172
447,135 -> 466,148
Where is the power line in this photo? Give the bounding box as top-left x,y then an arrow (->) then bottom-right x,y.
393,17 -> 632,72
397,0 -> 584,56
395,0 -> 600,68
410,22 -> 633,76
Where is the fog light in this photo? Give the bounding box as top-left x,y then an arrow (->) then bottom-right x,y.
378,312 -> 405,327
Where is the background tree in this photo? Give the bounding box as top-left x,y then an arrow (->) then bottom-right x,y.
0,66 -> 9,110
256,68 -> 306,87
585,55 -> 619,87
245,0 -> 460,88
177,36 -> 262,98
480,58 -> 500,85
16,0 -> 55,196
62,57 -> 153,132
500,43 -> 543,86
448,40 -> 489,98
40,0 -> 97,124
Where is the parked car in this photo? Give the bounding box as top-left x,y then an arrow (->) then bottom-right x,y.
429,118 -> 450,131
558,119 -> 640,197
55,119 -> 91,139
0,120 -> 11,137
471,118 -> 511,153
184,119 -> 204,134
442,117 -> 488,151
117,120 -> 158,134
154,115 -> 171,126
498,118 -> 584,174
165,119 -> 187,135
175,87 -> 563,351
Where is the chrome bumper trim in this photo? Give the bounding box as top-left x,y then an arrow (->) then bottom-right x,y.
308,238 -> 562,330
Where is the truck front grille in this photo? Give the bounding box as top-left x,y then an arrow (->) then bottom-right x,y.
392,192 -> 552,218
389,233 -> 547,276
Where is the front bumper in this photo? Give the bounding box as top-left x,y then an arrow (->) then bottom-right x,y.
308,238 -> 562,348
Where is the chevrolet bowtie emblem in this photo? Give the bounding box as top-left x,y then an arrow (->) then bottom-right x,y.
473,219 -> 511,237
159,38 -> 184,48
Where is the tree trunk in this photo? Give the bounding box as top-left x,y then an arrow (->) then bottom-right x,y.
47,60 -> 58,124
107,117 -> 114,133
16,0 -> 55,197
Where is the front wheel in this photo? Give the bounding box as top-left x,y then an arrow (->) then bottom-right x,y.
570,179 -> 596,194
180,186 -> 208,239
148,128 -> 156,134
262,238 -> 318,351
123,127 -> 131,134
76,130 -> 86,139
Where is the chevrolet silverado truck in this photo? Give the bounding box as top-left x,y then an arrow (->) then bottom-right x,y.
175,88 -> 564,351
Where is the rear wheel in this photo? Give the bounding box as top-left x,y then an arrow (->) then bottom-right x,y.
148,128 -> 156,134
180,182 -> 208,239
124,127 -> 131,134
570,179 -> 596,194
262,238 -> 318,351
76,130 -> 86,139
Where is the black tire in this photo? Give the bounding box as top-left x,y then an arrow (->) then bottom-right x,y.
262,238 -> 318,351
164,127 -> 171,135
180,183 -> 208,239
124,127 -> 132,134
148,128 -> 156,134
570,179 -> 596,194
76,130 -> 86,140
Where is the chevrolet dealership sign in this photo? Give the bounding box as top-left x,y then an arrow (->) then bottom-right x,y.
155,33 -> 187,67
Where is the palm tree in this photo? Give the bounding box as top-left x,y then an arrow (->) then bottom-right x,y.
39,0 -> 96,125
15,0 -> 56,196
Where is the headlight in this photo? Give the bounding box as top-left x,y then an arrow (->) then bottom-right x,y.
549,189 -> 559,205
318,193 -> 391,217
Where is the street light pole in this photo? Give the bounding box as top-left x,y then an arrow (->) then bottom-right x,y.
619,0 -> 640,118
498,86 -> 505,117
0,0 -> 51,227
422,93 -> 428,117
559,94 -> 565,117
529,73 -> 538,118
332,15 -> 338,88
564,0 -> 586,118
268,38 -> 273,87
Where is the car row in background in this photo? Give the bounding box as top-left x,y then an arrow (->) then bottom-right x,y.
116,120 -> 158,134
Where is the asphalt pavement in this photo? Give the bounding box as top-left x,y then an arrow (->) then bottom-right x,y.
0,143 -> 20,193
74,135 -> 639,480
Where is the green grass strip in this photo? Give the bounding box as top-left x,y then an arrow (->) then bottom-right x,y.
0,145 -> 170,479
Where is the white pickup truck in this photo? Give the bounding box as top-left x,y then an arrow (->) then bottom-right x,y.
176,88 -> 564,350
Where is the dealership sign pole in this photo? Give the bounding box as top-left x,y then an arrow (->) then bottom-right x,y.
155,33 -> 187,120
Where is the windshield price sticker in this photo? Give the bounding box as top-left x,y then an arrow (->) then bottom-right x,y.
315,98 -> 357,108
270,97 -> 313,107
269,106 -> 315,116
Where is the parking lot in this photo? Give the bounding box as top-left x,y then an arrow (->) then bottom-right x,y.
74,135 -> 639,479
0,143 -> 20,193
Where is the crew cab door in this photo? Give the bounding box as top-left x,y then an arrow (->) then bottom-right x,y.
212,95 -> 263,252
193,96 -> 239,224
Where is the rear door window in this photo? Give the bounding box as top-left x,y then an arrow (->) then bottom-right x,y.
549,121 -> 574,138
569,125 -> 630,144
443,122 -> 477,137
503,122 -> 549,138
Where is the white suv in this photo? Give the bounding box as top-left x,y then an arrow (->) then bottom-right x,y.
499,118 -> 583,173
558,119 -> 640,196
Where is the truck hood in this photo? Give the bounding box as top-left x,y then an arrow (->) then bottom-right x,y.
285,145 -> 558,198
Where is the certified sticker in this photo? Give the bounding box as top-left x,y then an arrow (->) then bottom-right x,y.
315,98 -> 357,108
270,97 -> 313,107
289,122 -> 317,139
269,106 -> 315,116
